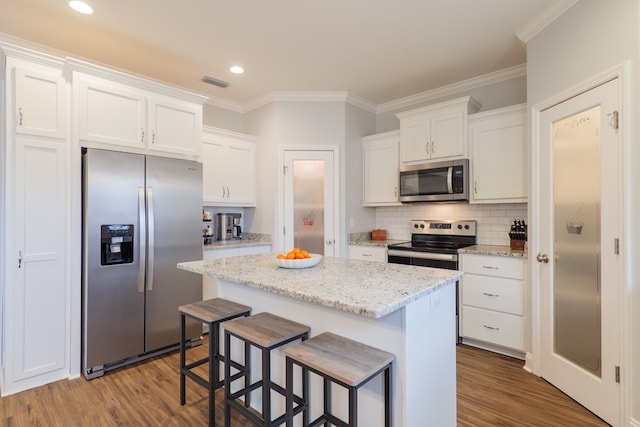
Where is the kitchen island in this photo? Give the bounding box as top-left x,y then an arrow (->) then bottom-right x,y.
178,253 -> 462,426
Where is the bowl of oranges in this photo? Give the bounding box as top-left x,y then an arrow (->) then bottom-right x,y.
274,248 -> 322,269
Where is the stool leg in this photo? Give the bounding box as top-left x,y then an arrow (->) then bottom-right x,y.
285,357 -> 293,427
384,365 -> 392,427
349,386 -> 358,426
323,378 -> 331,427
245,338 -> 251,408
209,322 -> 216,427
302,365 -> 309,426
262,348 -> 271,426
179,313 -> 186,406
224,331 -> 232,427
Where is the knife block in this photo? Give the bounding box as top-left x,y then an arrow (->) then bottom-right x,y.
510,239 -> 526,251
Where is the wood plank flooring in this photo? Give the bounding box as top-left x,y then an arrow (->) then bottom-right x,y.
1,339 -> 609,426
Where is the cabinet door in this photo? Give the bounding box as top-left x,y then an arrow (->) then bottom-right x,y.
469,106 -> 527,203
202,138 -> 227,204
400,116 -> 431,163
8,137 -> 68,391
76,75 -> 146,149
431,111 -> 465,159
363,132 -> 400,206
148,96 -> 202,158
349,245 -> 387,262
225,141 -> 257,206
13,65 -> 66,139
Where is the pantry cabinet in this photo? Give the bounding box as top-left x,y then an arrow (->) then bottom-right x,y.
362,131 -> 401,206
202,126 -> 258,207
72,63 -> 204,159
468,104 -> 527,204
396,96 -> 479,164
459,253 -> 525,357
1,46 -> 70,396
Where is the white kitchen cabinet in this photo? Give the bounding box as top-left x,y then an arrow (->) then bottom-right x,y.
459,253 -> 525,357
469,104 -> 527,204
202,126 -> 258,207
73,65 -> 204,159
362,131 -> 401,206
396,96 -> 479,164
349,245 -> 387,263
1,47 -> 70,396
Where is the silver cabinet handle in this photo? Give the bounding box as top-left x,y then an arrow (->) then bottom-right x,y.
474,180 -> 478,195
141,129 -> 145,143
537,253 -> 549,263
18,107 -> 23,126
483,325 -> 500,331
482,292 -> 499,297
151,130 -> 156,145
226,186 -> 230,198
18,250 -> 23,268
482,265 -> 499,270
362,253 -> 372,257
394,186 -> 397,197
431,141 -> 434,154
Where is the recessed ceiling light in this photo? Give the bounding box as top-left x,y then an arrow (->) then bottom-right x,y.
230,66 -> 244,74
69,1 -> 93,15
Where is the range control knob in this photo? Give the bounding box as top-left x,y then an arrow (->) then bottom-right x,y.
465,224 -> 470,230
413,223 -> 419,229
457,224 -> 463,230
419,223 -> 425,229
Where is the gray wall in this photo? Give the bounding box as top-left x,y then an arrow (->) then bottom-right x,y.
527,0 -> 639,423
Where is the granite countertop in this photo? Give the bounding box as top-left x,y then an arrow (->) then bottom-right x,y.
458,244 -> 528,258
203,233 -> 271,251
348,239 -> 407,247
178,253 -> 462,319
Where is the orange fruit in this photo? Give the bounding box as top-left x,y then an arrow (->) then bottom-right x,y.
295,252 -> 305,259
276,254 -> 284,259
286,252 -> 296,259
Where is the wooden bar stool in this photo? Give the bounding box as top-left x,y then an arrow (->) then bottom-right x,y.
179,298 -> 252,427
223,312 -> 310,427
284,332 -> 394,427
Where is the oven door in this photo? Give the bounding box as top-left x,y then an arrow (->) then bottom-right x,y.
387,249 -> 458,270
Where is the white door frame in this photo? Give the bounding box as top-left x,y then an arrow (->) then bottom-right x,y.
277,145 -> 341,256
528,63 -> 630,423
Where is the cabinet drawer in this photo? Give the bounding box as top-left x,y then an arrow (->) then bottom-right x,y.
349,245 -> 387,263
461,306 -> 524,351
460,254 -> 524,279
462,274 -> 523,315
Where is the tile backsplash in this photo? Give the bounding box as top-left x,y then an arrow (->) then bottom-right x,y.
375,203 -> 528,246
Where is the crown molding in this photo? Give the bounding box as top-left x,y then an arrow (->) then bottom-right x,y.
243,91 -> 377,113
204,95 -> 245,113
516,0 -> 579,43
376,64 -> 526,114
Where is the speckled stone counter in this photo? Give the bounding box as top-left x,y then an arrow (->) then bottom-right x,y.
348,238 -> 406,248
178,253 -> 461,318
178,252 -> 458,426
203,233 -> 271,252
458,244 -> 528,258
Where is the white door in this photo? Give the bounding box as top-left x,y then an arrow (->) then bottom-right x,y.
537,78 -> 621,425
283,150 -> 337,256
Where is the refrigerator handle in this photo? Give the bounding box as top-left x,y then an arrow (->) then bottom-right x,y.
138,187 -> 146,293
146,187 -> 155,291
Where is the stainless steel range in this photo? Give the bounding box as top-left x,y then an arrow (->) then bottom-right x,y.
387,220 -> 476,342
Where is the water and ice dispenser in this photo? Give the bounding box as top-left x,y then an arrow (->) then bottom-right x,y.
100,224 -> 134,265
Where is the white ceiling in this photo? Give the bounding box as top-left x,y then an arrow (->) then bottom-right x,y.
1,0 -> 564,110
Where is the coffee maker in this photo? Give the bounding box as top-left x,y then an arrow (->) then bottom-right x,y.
215,213 -> 242,241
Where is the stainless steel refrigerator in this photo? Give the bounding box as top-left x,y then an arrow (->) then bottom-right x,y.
82,148 -> 202,379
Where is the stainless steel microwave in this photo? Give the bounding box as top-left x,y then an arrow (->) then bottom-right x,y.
399,159 -> 469,202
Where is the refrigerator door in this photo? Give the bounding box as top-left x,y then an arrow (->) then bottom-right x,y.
83,149 -> 146,371
144,155 -> 203,351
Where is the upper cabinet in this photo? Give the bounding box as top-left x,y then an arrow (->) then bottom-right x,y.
396,96 -> 479,164
71,61 -> 205,159
362,131 -> 401,207
468,104 -> 527,204
202,126 -> 258,207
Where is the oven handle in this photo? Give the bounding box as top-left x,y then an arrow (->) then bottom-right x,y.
387,249 -> 457,262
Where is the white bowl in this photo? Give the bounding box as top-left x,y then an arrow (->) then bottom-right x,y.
274,253 -> 322,269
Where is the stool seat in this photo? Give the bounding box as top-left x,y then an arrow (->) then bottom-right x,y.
285,332 -> 394,427
179,298 -> 251,427
179,298 -> 251,324
284,332 -> 394,387
223,312 -> 310,349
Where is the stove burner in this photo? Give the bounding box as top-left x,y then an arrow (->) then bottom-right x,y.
387,220 -> 477,255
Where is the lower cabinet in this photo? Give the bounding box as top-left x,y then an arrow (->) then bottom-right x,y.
459,253 -> 525,357
202,245 -> 272,299
349,245 -> 387,262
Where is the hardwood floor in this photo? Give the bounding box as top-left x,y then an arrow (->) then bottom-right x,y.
1,340 -> 609,426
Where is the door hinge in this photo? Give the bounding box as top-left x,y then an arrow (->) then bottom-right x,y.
614,238 -> 620,255
615,366 -> 620,383
608,110 -> 619,130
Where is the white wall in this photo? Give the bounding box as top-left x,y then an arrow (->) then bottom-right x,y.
526,0 -> 639,423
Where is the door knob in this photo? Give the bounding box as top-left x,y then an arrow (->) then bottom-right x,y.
536,253 -> 549,263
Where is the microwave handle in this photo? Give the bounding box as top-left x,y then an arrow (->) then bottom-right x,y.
447,166 -> 454,194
